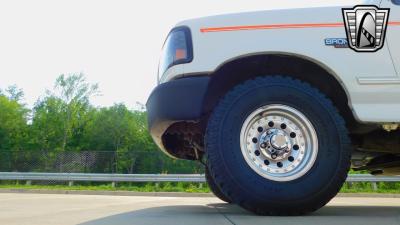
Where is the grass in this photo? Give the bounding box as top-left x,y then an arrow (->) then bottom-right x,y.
340,182 -> 400,194
0,181 -> 399,194
0,182 -> 210,193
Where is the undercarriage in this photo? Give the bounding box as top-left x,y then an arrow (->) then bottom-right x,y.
351,129 -> 400,175
163,121 -> 400,176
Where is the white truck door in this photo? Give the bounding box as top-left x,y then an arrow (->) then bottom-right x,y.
382,0 -> 400,75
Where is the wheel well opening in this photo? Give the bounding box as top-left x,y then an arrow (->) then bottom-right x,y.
202,54 -> 358,130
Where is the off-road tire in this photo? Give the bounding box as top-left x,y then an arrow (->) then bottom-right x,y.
205,168 -> 232,203
205,76 -> 351,215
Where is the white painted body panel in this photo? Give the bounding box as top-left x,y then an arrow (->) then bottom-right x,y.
383,0 -> 400,73
160,0 -> 400,123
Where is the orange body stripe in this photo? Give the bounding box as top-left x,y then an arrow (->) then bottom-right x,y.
201,22 -> 400,33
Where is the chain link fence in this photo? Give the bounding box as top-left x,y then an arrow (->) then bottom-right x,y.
0,150 -> 204,174
1,151 -> 399,193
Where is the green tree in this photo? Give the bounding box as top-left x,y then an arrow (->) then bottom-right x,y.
5,85 -> 24,102
0,87 -> 30,171
30,96 -> 65,151
81,104 -> 160,173
0,76 -> 203,174
42,73 -> 98,151
0,87 -> 29,150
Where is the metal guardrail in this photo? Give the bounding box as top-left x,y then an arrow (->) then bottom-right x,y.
0,172 -> 206,183
0,172 -> 399,183
346,174 -> 400,182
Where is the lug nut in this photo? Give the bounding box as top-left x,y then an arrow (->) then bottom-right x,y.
260,143 -> 267,148
271,154 -> 278,159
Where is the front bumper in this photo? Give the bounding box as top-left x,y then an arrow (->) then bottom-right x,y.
146,76 -> 210,155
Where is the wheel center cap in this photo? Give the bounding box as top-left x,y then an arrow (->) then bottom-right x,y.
259,128 -> 292,160
270,132 -> 288,149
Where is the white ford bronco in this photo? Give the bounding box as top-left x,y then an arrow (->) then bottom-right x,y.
147,0 -> 400,215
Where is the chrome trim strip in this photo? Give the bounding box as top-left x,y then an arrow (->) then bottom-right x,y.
357,77 -> 400,85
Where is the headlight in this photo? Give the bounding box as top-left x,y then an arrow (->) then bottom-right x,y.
158,26 -> 193,78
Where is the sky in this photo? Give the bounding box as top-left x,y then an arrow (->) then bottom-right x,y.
0,0 -> 361,108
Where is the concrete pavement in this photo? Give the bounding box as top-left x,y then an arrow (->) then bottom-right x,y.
0,193 -> 399,225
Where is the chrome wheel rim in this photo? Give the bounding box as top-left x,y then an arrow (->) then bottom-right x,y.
240,104 -> 318,182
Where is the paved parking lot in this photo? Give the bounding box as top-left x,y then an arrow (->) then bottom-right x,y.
0,193 -> 399,225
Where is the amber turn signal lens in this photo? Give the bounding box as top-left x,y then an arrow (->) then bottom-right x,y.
175,49 -> 187,60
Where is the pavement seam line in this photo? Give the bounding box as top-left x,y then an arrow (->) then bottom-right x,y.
211,204 -> 237,225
